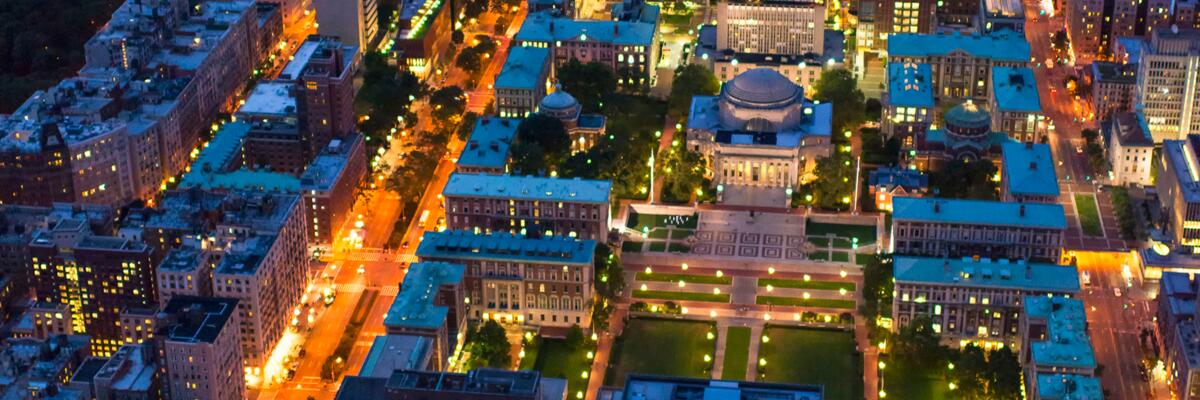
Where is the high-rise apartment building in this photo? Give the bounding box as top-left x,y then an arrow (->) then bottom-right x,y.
416,230 -> 595,329
28,221 -> 159,356
1065,0 -> 1174,61
1135,27 -> 1200,142
1155,135 -> 1200,254
1090,61 -> 1138,121
316,0 -> 379,48
300,133 -> 368,245
442,173 -> 613,243
716,0 -> 825,56
287,37 -> 362,159
876,0 -> 935,37
157,296 -> 245,400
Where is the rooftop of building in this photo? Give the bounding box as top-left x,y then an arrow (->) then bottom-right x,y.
991,66 -> 1041,112
982,0 -> 1022,17
611,0 -> 660,24
358,335 -> 432,378
383,262 -> 464,330
516,11 -> 656,46
496,46 -> 551,90
541,88 -> 580,112
1161,135 -> 1200,202
1001,142 -> 1059,197
621,374 -> 823,400
417,230 -> 596,265
237,82 -> 296,117
443,173 -> 612,204
893,256 -> 1079,292
1036,373 -> 1102,399
69,358 -> 109,384
887,62 -> 935,108
887,31 -> 1031,62
214,234 -> 276,275
868,167 -> 928,190
301,133 -> 364,192
146,189 -> 299,234
1024,296 -> 1096,370
94,344 -> 157,392
1149,26 -> 1200,55
1104,112 -> 1154,147
458,117 -> 520,170
161,296 -> 238,344
1115,37 -> 1145,64
279,36 -> 359,81
687,96 -> 833,142
158,244 -> 207,273
891,196 -> 1067,229
1090,61 -> 1137,85
179,121 -> 302,192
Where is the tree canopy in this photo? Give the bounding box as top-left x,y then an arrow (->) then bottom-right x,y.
466,320 -> 511,369
667,64 -> 720,119
929,159 -> 998,200
801,152 -> 856,210
508,115 -> 570,174
656,143 -> 707,204
429,86 -> 467,125
557,59 -> 617,113
812,68 -> 867,134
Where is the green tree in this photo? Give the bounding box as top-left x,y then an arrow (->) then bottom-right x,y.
892,316 -> 948,373
457,112 -> 479,140
593,243 -> 625,300
565,324 -> 586,349
657,143 -> 707,203
812,68 -> 867,134
516,114 -> 571,165
930,159 -> 998,200
429,86 -> 467,125
358,53 -> 426,148
466,320 -> 511,369
463,0 -> 488,21
455,48 -> 483,76
804,152 -> 856,210
667,64 -> 720,119
509,141 -> 548,175
860,255 -> 894,341
557,59 -> 617,112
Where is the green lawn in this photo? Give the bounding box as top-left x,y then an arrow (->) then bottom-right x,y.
809,252 -> 830,261
621,241 -> 643,253
638,272 -> 732,285
668,243 -> 691,253
760,327 -> 863,400
756,296 -> 855,309
880,355 -> 950,400
1075,193 -> 1103,236
625,210 -> 699,231
721,327 -> 751,380
649,242 -> 667,252
634,290 -> 730,303
670,229 -> 694,240
855,253 -> 879,266
832,252 -> 850,262
605,318 -> 715,386
647,228 -> 670,239
520,338 -> 593,398
806,221 -> 877,246
758,278 -> 855,292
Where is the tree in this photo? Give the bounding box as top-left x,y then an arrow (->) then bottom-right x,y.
358,53 -> 427,151
860,255 -> 893,341
510,114 -> 571,172
929,159 -> 998,200
812,68 -> 867,134
565,324 -> 586,349
657,143 -> 707,203
804,152 -> 856,210
457,112 -> 479,140
593,243 -> 625,300
463,0 -> 488,21
556,59 -> 617,113
891,316 -> 947,372
948,345 -> 1023,400
466,320 -> 511,369
429,86 -> 467,125
667,64 -> 720,119
451,30 -> 465,45
509,141 -> 548,175
455,48 -> 484,76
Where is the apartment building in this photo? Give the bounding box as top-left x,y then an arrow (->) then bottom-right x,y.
300,133 -> 368,245
1155,135 -> 1200,253
715,0 -> 825,56
1136,27 -> 1200,142
383,262 -> 465,371
316,0 -> 379,48
495,46 -> 553,118
1103,112 -> 1155,186
890,196 -> 1067,262
1064,0 -> 1173,61
1090,61 -> 1138,122
158,296 -> 245,400
442,173 -> 613,243
416,230 -> 595,330
892,256 -> 1080,347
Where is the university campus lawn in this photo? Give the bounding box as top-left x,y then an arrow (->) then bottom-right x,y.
520,338 -> 593,398
638,272 -> 732,285
625,210 -> 700,231
605,318 -> 716,386
634,290 -> 730,303
621,241 -> 643,253
756,296 -> 855,309
759,327 -> 863,400
721,327 -> 751,380
758,278 -> 855,292
880,354 -> 950,400
806,221 -> 877,246
1075,193 -> 1103,236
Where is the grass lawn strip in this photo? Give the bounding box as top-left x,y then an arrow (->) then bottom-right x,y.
880,354 -> 950,399
634,290 -> 730,303
621,241 -> 643,253
668,243 -> 691,253
605,318 -> 715,386
648,242 -> 667,252
1075,193 -> 1103,236
760,327 -> 863,400
721,327 -> 751,380
524,338 -> 593,398
647,228 -> 670,239
756,296 -> 855,309
758,278 -> 855,292
806,221 -> 877,245
638,272 -> 731,285
832,252 -> 850,262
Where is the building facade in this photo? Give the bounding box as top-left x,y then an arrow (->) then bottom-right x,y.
383,262 -> 465,372
890,196 -> 1067,262
715,0 -> 825,56
1135,28 -> 1200,142
892,256 -> 1080,348
442,173 -> 613,243
1090,61 -> 1138,122
416,230 -> 595,330
1064,0 -> 1173,61
1155,135 -> 1200,253
315,0 -> 379,48
1000,142 -> 1059,203
882,62 -> 935,138
158,296 -> 245,400
495,46 -> 552,119
989,67 -> 1047,143
300,133 -> 368,245
456,117 -> 520,175
1103,112 -> 1155,186
515,11 -> 660,89
887,32 -> 1030,103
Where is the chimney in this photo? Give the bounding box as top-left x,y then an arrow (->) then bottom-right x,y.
1025,141 -> 1033,149
1019,204 -> 1026,217
614,22 -> 619,35
943,260 -> 950,273
933,201 -> 940,213
1025,264 -> 1032,280
1029,162 -> 1037,170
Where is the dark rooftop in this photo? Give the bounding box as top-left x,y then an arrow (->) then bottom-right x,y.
161,296 -> 238,344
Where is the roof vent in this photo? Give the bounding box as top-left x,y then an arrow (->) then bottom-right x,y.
1020,204 -> 1026,217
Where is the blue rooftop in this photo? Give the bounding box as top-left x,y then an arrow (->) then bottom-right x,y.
687,96 -> 833,143
495,46 -> 550,90
1116,36 -> 1145,64
458,117 -> 519,170
516,11 -> 656,46
892,196 -> 1067,229
887,31 -> 1031,63
1024,296 -> 1096,370
417,230 -> 595,265
868,167 -> 928,190
991,67 -> 1042,113
384,262 -> 465,330
443,173 -> 612,203
887,63 -> 934,108
894,256 -> 1079,292
179,121 -> 301,192
1001,142 -> 1059,197
1161,136 -> 1200,202
1036,374 -> 1102,400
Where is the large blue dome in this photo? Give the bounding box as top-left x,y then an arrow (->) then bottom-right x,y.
721,68 -> 802,107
